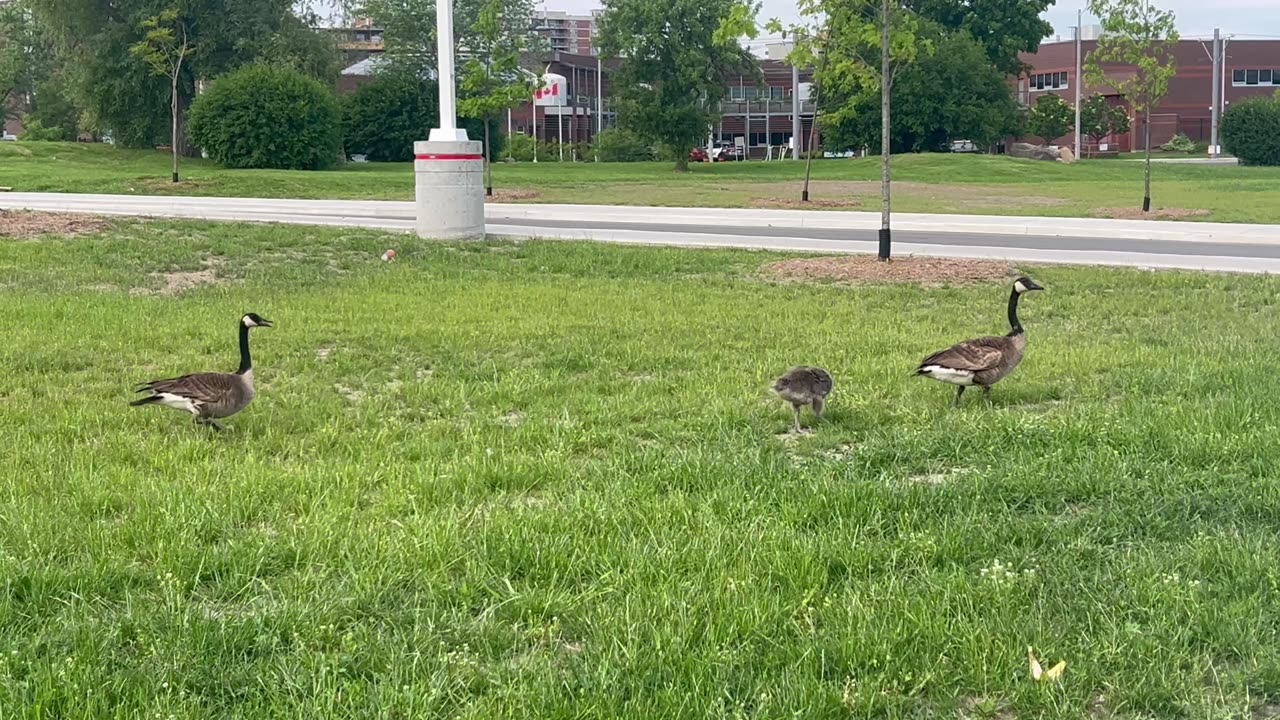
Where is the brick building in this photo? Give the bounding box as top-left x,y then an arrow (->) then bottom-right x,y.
531,10 -> 601,56
1018,35 -> 1280,152
715,57 -> 817,159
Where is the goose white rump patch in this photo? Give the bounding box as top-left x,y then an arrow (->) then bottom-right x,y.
919,365 -> 976,386
154,393 -> 202,415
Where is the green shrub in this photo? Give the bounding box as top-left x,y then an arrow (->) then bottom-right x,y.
593,128 -> 655,162
188,64 -> 342,170
1161,133 -> 1197,153
504,133 -> 565,162
18,118 -> 68,142
1221,94 -> 1280,166
341,74 -> 500,162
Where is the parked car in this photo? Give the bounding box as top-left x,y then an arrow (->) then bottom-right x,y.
949,139 -> 980,153
0,131 -> 16,142
689,147 -> 709,163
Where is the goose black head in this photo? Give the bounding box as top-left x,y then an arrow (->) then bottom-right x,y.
1013,277 -> 1044,294
241,313 -> 273,328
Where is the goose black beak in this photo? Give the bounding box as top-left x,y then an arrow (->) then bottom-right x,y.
259,319 -> 273,327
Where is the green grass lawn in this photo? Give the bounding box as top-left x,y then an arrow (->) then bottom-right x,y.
4,141 -> 1280,223
5,219 -> 1280,717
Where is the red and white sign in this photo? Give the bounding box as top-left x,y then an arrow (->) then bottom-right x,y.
534,73 -> 568,106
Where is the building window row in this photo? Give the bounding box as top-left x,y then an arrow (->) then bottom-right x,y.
1029,71 -> 1069,92
1232,69 -> 1280,87
726,86 -> 791,101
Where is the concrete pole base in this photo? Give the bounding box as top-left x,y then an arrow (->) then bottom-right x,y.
414,139 -> 485,240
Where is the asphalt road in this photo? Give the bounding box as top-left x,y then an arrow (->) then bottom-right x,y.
3,193 -> 1278,274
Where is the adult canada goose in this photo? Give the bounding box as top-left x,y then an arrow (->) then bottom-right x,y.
915,277 -> 1044,407
772,366 -> 833,432
131,313 -> 272,430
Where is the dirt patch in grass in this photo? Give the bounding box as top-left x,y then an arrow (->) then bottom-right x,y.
1090,207 -> 1210,220
0,210 -> 111,239
138,178 -> 213,193
751,197 -> 863,210
131,257 -> 229,296
752,181 -> 1068,209
762,254 -> 1017,287
486,189 -> 542,202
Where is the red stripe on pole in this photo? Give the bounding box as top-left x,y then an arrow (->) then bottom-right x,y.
415,153 -> 484,161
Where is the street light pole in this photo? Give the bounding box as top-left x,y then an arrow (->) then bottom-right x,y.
1073,11 -> 1082,159
414,0 -> 484,239
429,0 -> 467,141
1210,28 -> 1221,158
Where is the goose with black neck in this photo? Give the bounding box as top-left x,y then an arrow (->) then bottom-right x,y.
130,313 -> 273,430
914,277 -> 1044,407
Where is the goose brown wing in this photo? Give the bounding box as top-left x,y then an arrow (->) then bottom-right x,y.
919,337 -> 1007,372
136,372 -> 239,405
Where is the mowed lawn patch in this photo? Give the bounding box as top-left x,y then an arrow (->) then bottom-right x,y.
3,220 -> 1280,718
4,141 -> 1280,223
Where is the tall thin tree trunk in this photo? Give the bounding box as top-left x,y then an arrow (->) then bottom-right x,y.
1142,106 -> 1151,212
802,114 -> 817,201
171,72 -> 179,183
878,0 -> 892,261
484,120 -> 493,197
801,21 -> 833,203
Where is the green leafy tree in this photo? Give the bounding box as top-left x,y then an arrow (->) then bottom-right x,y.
1079,93 -> 1131,151
1085,0 -> 1178,212
904,0 -> 1053,75
351,0 -> 537,78
1026,92 -> 1073,142
130,9 -> 194,182
819,27 -> 1017,153
778,0 -> 931,259
457,0 -> 535,195
599,0 -> 759,171
28,0 -> 333,149
0,0 -> 59,127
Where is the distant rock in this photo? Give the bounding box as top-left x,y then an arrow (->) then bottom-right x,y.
1009,142 -> 1061,162
1057,147 -> 1077,164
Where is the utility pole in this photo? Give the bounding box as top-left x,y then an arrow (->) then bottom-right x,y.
1210,28 -> 1221,158
1074,11 -> 1083,158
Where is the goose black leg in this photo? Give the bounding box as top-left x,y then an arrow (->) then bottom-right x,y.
982,385 -> 992,405
953,386 -> 966,408
792,404 -> 803,433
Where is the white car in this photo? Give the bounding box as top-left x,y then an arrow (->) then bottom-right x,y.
0,131 -> 16,142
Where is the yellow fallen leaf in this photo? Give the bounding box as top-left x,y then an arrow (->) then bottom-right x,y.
1028,646 -> 1066,682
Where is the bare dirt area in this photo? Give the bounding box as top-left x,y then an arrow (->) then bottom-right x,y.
486,189 -> 542,202
762,254 -> 1017,287
0,210 -> 111,239
751,181 -> 1068,210
130,257 -> 230,296
751,197 -> 863,210
1090,207 -> 1210,220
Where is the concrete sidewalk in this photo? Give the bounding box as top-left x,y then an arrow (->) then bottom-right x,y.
1,192 -> 1277,245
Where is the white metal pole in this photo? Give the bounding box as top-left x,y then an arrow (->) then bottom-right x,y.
533,105 -> 538,163
1074,13 -> 1082,158
429,0 -> 466,141
596,56 -> 603,135
791,62 -> 801,160
558,110 -> 564,161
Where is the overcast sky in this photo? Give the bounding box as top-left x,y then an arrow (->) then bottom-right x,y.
540,0 -> 1279,41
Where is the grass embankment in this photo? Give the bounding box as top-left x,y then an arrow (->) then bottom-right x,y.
2,141 -> 1278,222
